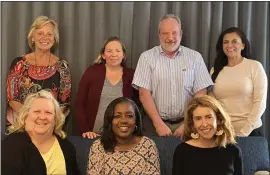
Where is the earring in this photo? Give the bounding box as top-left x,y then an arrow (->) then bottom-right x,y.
215,129 -> 224,136
134,125 -> 138,131
191,132 -> 199,139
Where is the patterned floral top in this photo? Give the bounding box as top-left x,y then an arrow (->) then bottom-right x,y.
6,56 -> 71,124
87,136 -> 160,175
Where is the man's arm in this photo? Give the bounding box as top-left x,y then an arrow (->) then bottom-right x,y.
139,87 -> 172,136
192,53 -> 214,97
173,88 -> 207,137
194,88 -> 207,97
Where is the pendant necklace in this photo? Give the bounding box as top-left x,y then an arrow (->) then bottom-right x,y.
34,52 -> 51,89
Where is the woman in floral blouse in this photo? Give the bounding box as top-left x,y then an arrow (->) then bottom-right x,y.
87,97 -> 160,175
6,16 -> 71,127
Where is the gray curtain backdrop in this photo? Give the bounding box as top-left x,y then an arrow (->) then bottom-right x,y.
1,2 -> 269,142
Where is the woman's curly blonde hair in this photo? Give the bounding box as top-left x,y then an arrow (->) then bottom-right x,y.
183,95 -> 236,147
7,90 -> 66,139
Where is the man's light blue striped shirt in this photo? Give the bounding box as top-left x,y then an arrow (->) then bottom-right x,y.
132,45 -> 213,121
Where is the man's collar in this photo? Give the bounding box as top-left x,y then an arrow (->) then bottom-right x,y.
159,45 -> 182,57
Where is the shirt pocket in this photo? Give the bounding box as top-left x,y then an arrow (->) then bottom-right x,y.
183,68 -> 194,93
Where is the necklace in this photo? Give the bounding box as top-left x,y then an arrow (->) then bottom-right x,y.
34,52 -> 51,89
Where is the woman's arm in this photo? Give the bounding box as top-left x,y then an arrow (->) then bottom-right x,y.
76,67 -> 92,134
239,61 -> 268,136
6,57 -> 25,123
58,60 -> 72,117
8,101 -> 23,113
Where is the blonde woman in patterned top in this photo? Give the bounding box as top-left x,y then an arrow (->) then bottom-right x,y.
87,97 -> 160,175
6,16 -> 71,128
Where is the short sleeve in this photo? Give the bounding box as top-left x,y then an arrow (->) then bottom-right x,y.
132,52 -> 152,91
193,53 -> 214,93
6,57 -> 25,103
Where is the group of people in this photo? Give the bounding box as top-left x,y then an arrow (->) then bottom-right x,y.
2,13 -> 267,175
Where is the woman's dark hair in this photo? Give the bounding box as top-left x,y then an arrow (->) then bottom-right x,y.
100,97 -> 143,152
94,36 -> 127,67
212,27 -> 251,82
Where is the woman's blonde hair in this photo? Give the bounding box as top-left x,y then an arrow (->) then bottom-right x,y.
27,16 -> 59,51
183,95 -> 236,147
94,36 -> 127,66
7,90 -> 66,139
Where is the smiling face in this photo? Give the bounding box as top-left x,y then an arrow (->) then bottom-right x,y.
159,18 -> 182,56
32,22 -> 55,51
102,40 -> 125,67
192,106 -> 218,141
25,98 -> 55,137
112,102 -> 136,140
222,32 -> 245,59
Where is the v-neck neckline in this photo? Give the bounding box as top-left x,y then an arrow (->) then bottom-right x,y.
105,77 -> 122,86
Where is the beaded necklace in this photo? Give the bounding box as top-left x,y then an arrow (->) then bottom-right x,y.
34,52 -> 51,89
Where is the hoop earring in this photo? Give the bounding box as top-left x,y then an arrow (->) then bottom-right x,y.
191,132 -> 199,139
215,129 -> 224,136
134,125 -> 137,131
